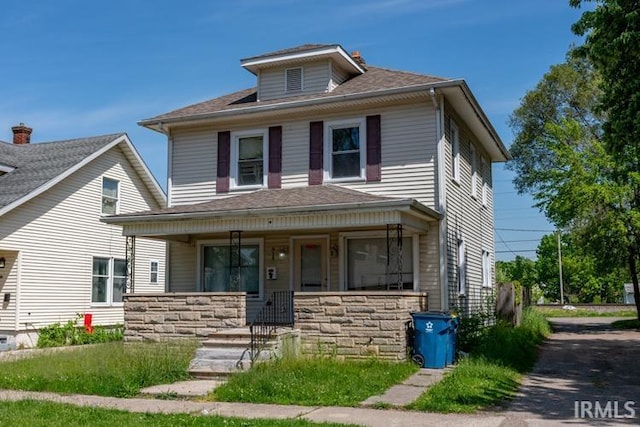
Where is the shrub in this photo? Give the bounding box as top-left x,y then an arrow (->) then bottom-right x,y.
37,314 -> 123,348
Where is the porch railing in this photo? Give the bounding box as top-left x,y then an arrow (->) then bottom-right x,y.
249,291 -> 294,364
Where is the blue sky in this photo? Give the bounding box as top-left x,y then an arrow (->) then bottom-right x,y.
0,0 -> 589,260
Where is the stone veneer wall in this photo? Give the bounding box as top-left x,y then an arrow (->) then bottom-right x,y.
123,293 -> 246,341
294,292 -> 428,361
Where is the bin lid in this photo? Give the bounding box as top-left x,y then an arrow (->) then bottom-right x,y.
411,311 -> 453,319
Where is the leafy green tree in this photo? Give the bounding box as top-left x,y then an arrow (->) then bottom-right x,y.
496,256 -> 537,288
570,0 -> 640,317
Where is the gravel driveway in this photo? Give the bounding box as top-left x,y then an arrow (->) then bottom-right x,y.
501,317 -> 640,426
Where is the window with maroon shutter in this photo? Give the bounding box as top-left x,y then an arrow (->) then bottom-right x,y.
216,131 -> 230,193
309,121 -> 323,185
268,126 -> 282,189
366,115 -> 381,182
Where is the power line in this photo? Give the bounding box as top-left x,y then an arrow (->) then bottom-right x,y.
495,230 -> 518,257
496,238 -> 541,243
496,249 -> 537,254
495,227 -> 554,232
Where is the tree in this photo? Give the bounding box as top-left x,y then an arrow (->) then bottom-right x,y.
570,0 -> 640,317
508,50 -> 639,315
496,256 -> 537,288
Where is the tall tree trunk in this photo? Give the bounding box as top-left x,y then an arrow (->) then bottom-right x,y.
628,250 -> 640,320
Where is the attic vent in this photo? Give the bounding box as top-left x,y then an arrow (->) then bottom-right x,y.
285,67 -> 303,92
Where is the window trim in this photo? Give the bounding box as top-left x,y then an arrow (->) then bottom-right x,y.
470,145 -> 477,199
150,260 -> 159,285
338,230 -> 419,292
451,120 -> 460,184
458,235 -> 466,296
91,256 -> 126,307
285,66 -> 304,92
196,238 -> 265,300
230,129 -> 269,190
324,118 -> 367,182
101,177 -> 120,215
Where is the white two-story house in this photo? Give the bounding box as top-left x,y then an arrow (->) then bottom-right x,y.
106,44 -> 508,357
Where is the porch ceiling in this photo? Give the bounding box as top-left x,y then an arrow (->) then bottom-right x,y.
102,185 -> 441,238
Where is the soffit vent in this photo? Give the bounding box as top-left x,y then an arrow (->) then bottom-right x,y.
285,67 -> 303,92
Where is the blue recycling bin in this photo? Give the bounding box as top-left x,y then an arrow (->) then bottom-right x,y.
411,312 -> 453,369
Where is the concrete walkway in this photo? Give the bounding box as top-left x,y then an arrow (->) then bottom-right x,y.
361,367 -> 450,407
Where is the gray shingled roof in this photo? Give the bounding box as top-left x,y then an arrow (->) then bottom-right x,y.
145,66 -> 448,122
0,133 -> 123,210
241,43 -> 338,62
110,185 -> 402,218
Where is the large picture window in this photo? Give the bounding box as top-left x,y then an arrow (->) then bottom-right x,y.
346,236 -> 413,291
325,119 -> 366,180
92,257 -> 126,304
201,242 -> 262,298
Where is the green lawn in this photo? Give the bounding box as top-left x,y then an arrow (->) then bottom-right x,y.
211,357 -> 418,406
0,400 -> 351,427
408,308 -> 551,413
0,341 -> 197,397
533,307 -> 636,318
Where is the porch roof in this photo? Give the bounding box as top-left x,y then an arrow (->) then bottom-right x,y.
102,185 -> 442,237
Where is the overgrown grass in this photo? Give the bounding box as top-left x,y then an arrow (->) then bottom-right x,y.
0,400 -> 352,427
533,307 -> 637,318
37,314 -> 124,348
408,308 -> 551,413
0,341 -> 198,397
611,318 -> 640,329
211,357 -> 418,406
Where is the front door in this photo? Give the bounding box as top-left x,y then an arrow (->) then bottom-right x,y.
293,238 -> 327,292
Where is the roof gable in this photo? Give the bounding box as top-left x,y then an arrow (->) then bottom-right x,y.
0,134 -> 166,217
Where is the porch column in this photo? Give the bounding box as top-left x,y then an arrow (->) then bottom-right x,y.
126,235 -> 136,293
229,230 -> 242,291
386,224 -> 403,289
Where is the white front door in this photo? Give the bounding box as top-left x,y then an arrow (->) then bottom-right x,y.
293,238 -> 328,292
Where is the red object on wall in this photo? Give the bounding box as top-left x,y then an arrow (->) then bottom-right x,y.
84,313 -> 94,334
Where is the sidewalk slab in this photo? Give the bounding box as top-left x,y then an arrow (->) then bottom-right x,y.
140,380 -> 223,397
361,367 -> 450,407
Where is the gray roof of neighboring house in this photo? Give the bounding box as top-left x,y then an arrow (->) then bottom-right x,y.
0,133 -> 123,210
241,43 -> 338,62
143,66 -> 448,123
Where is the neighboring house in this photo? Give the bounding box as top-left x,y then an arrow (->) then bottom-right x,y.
0,124 -> 166,348
106,44 -> 509,358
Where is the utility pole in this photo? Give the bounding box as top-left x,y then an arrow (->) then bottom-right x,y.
557,232 -> 564,304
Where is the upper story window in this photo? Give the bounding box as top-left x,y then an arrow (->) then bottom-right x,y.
481,156 -> 488,207
231,130 -> 268,189
451,120 -> 460,183
101,177 -> 119,215
325,118 -> 366,181
285,67 -> 303,92
470,145 -> 477,198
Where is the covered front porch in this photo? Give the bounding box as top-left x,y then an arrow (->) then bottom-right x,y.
105,185 -> 442,323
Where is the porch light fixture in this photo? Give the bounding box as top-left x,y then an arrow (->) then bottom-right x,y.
0,257 -> 5,268
271,246 -> 288,260
330,244 -> 339,258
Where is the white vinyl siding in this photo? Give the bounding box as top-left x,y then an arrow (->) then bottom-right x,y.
167,242 -> 196,292
329,63 -> 350,91
258,60 -> 330,101
451,120 -> 460,183
169,102 -> 439,209
0,146 -> 166,334
0,251 -> 18,331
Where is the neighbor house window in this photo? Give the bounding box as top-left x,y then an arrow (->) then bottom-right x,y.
92,257 -> 126,304
470,145 -> 477,198
345,236 -> 414,291
231,130 -> 268,188
482,250 -> 492,288
451,120 -> 460,183
150,260 -> 159,284
101,178 -> 119,214
458,236 -> 466,295
201,240 -> 263,298
325,119 -> 366,180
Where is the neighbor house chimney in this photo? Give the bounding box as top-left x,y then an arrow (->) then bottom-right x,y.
12,123 -> 32,145
351,51 -> 367,69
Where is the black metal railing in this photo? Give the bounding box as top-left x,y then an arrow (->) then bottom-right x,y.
249,291 -> 294,364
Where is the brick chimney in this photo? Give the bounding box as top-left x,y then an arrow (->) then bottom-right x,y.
12,123 -> 32,145
351,50 -> 367,69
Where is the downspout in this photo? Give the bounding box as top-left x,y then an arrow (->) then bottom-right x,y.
430,88 -> 449,311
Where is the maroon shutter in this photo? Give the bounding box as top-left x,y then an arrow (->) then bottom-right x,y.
268,126 -> 282,189
309,121 -> 324,185
216,131 -> 231,193
366,115 -> 381,182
